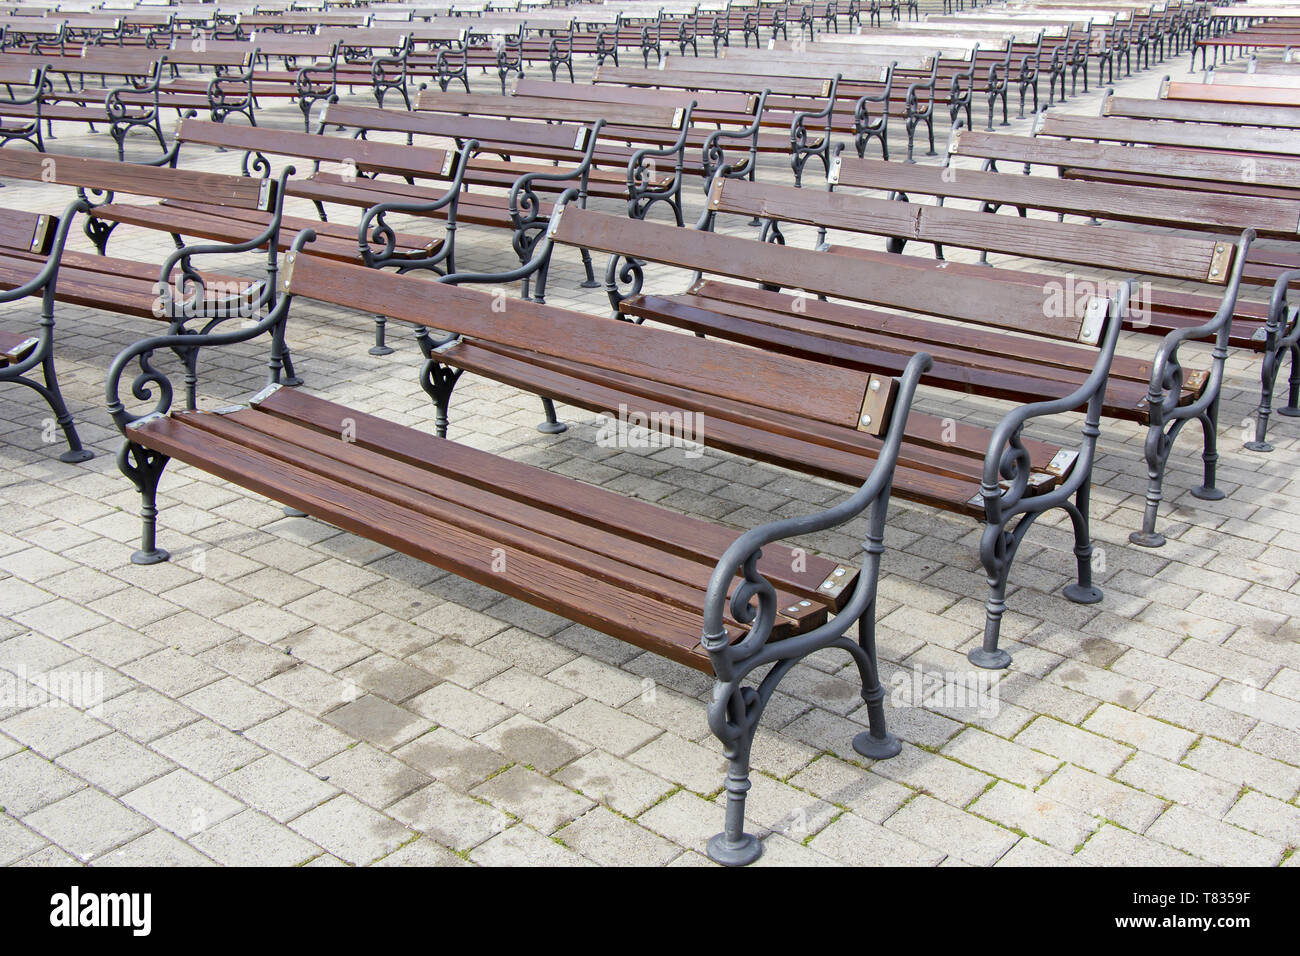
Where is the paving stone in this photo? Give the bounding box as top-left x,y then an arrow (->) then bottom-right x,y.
811,811 -> 947,866
325,694 -> 427,750
23,788 -> 152,862
146,720 -> 266,783
242,709 -> 353,769
471,764 -> 595,833
1146,805 -> 1285,867
1181,737 -> 1300,801
288,794 -> 412,865
1081,703 -> 1199,761
1074,824 -> 1207,867
56,738 -> 174,796
218,755 -> 340,823
95,828 -> 215,866
548,698 -> 661,757
994,838 -> 1080,867
628,732 -> 726,795
121,768 -> 244,837
471,823 -> 593,866
312,743 -> 429,809
395,727 -> 510,791
558,806 -> 686,866
475,713 -> 589,773
0,813 -> 45,866
374,836 -> 468,867
388,781 -> 511,852
1014,716 -> 1134,775
405,681 -> 511,736
0,749 -> 83,815
970,781 -> 1098,851
941,728 -> 1061,788
189,809 -> 324,867
885,794 -> 1018,866
1222,791 -> 1300,847
1037,764 -> 1167,834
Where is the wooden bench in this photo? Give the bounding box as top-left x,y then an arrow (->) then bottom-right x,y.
1102,90 -> 1300,129
104,228 -> 933,866
666,172 -> 1253,550
427,198 -> 1126,669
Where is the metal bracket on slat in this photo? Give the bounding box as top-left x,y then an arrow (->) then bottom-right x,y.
248,383 -> 281,406
781,598 -> 814,618
546,201 -> 568,238
1206,242 -> 1230,283
817,565 -> 852,600
966,473 -> 1054,507
257,176 -> 272,211
442,150 -> 457,177
30,214 -> 49,252
1253,326 -> 1270,343
212,404 -> 247,415
671,106 -> 684,130
856,374 -> 896,434
706,175 -> 724,210
947,129 -> 963,155
827,153 -> 841,186
1185,369 -> 1209,391
1077,296 -> 1107,346
1047,450 -> 1077,477
280,251 -> 300,293
127,411 -> 166,431
432,335 -> 463,354
4,337 -> 38,362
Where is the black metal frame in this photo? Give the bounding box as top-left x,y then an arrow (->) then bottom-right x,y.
702,89 -> 770,185
1129,231 -> 1256,549
1248,270 -> 1300,453
904,56 -> 940,162
628,103 -> 698,224
702,350 -> 930,865
854,62 -> 893,160
0,201 -> 94,463
790,74 -> 839,186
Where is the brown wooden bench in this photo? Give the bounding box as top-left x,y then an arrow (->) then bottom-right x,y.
104,227 -> 933,866
696,168 -> 1256,548
1102,91 -> 1300,129
425,199 -> 1127,670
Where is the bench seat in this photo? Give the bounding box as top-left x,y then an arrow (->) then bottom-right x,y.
127,386 -> 847,668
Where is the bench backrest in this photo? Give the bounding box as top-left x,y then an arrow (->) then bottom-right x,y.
1034,110 -> 1300,156
509,76 -> 757,117
831,153 -> 1300,239
279,250 -> 899,435
1163,78 -> 1299,106
1103,93 -> 1300,129
0,206 -> 53,256
547,205 -> 1109,344
414,89 -> 686,130
594,64 -> 835,97
322,102 -> 594,155
952,128 -> 1300,190
707,174 -> 1234,284
0,147 -> 274,210
176,117 -> 456,179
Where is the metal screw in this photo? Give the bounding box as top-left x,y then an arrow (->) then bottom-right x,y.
870,379 -> 880,392
861,414 -> 871,426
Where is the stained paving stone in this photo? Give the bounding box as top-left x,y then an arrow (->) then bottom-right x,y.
242,709 -> 354,769
471,823 -> 594,866
311,743 -> 429,809
1037,765 -> 1168,834
471,765 -> 596,834
970,782 -> 1099,851
324,694 -> 428,750
395,727 -> 510,792
555,749 -> 676,818
387,781 -> 511,852
475,713 -> 590,774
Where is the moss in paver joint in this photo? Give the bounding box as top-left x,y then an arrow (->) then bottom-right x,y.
805,809 -> 844,847
637,785 -> 684,816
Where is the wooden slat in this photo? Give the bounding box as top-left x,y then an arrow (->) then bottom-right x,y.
0,148 -> 266,209
551,207 -> 1091,340
282,253 -> 873,429
415,89 -> 683,129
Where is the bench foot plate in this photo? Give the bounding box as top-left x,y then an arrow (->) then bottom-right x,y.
967,647 -> 1011,670
59,448 -> 94,464
368,345 -> 395,357
537,421 -> 567,434
579,280 -> 601,289
1190,486 -> 1225,501
1128,530 -> 1166,549
1063,583 -> 1102,605
1243,440 -> 1274,453
283,506 -> 309,518
707,831 -> 762,867
852,730 -> 901,760
1275,407 -> 1300,418
131,547 -> 170,566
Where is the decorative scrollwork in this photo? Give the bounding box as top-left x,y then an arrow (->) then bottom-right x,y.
604,254 -> 644,314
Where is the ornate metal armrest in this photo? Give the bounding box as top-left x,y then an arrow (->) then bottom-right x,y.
357,145 -> 473,270
154,166 -> 296,325
1264,268 -> 1300,346
703,89 -> 769,181
980,290 -> 1126,523
0,200 -> 87,307
627,101 -> 696,194
702,351 -> 932,674
440,188 -> 580,289
106,228 -> 318,433
1145,229 -> 1255,425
